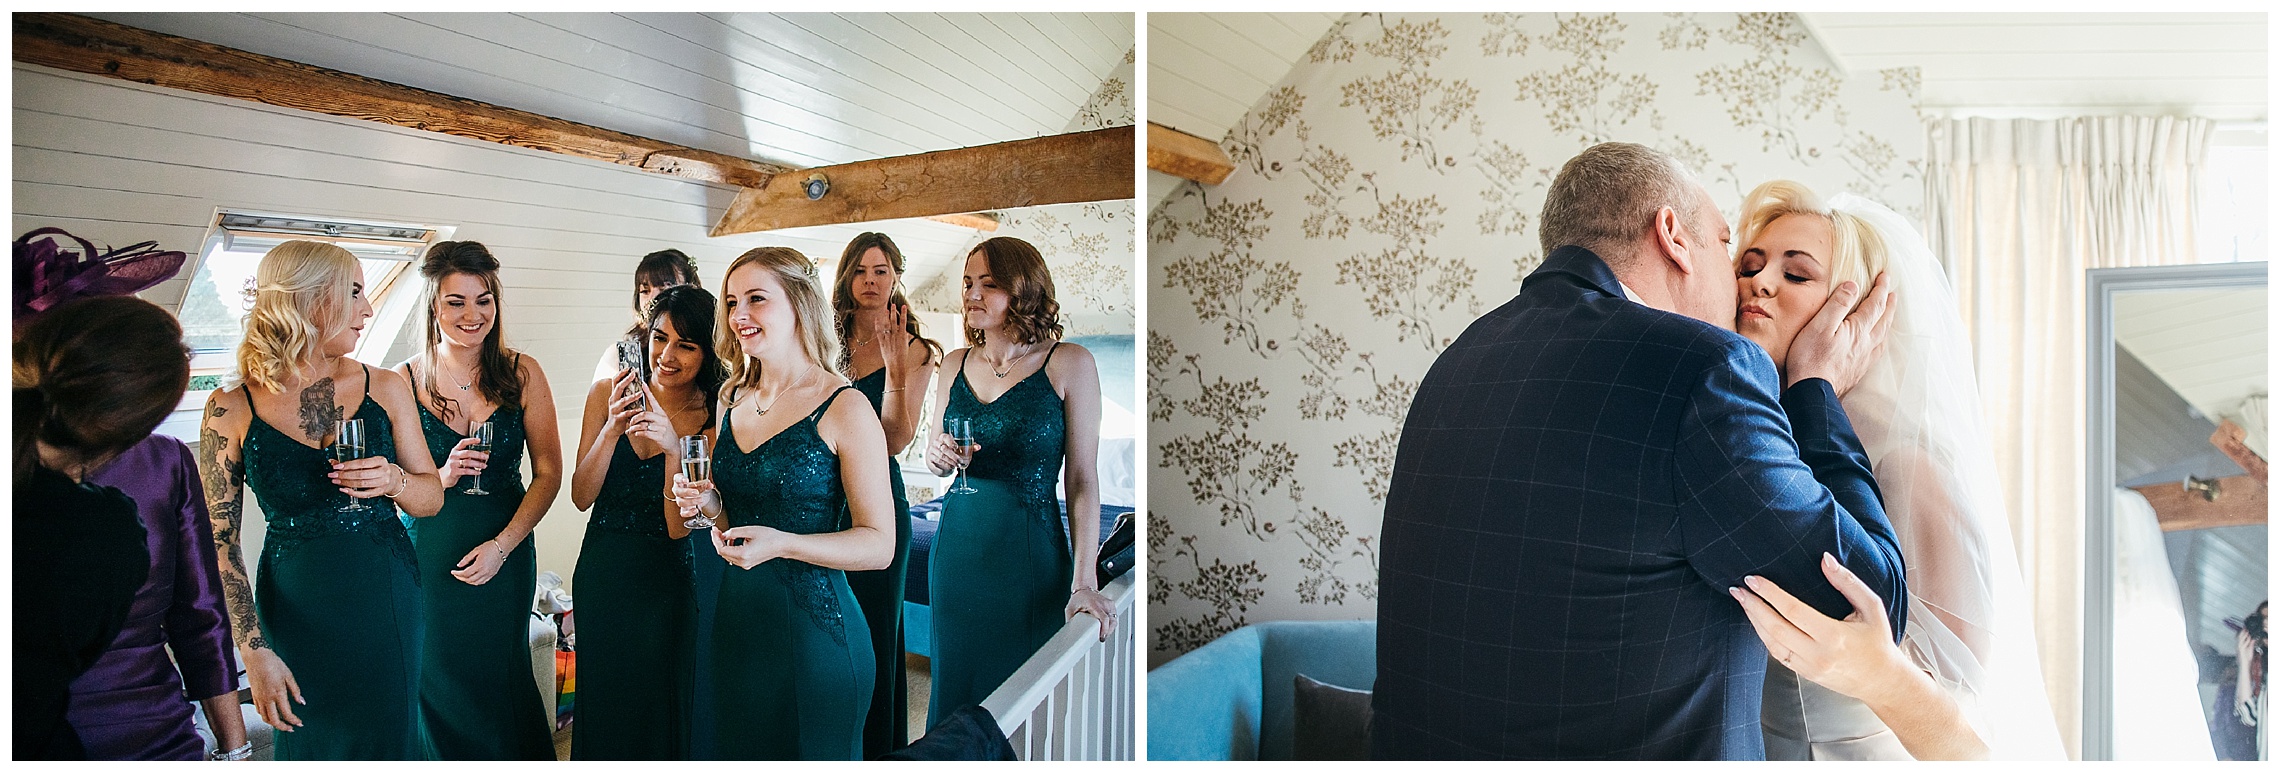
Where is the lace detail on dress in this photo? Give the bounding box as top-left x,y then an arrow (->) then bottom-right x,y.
589,435 -> 673,541
714,386 -> 854,646
947,347 -> 1067,527
243,395 -> 417,576
416,402 -> 528,496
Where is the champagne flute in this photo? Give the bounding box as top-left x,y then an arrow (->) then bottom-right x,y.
464,420 -> 494,496
332,418 -> 366,512
680,434 -> 714,530
948,418 -> 978,495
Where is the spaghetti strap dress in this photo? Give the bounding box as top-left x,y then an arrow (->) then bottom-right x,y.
406,363 -> 552,760
928,344 -> 1072,726
240,365 -> 430,760
847,366 -> 912,755
710,385 -> 873,760
569,434 -> 695,760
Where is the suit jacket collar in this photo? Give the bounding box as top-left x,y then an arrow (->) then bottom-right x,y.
1527,245 -> 1630,301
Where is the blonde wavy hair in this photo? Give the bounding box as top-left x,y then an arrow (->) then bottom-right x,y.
718,246 -> 838,394
236,240 -> 359,393
1735,180 -> 1888,291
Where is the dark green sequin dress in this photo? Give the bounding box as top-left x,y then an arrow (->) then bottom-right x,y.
928,345 -> 1073,726
847,367 -> 911,756
240,367 -> 429,760
710,385 -> 873,760
408,397 -> 552,760
570,435 -> 695,760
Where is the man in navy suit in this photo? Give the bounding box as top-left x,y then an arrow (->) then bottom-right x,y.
1372,142 -> 1906,760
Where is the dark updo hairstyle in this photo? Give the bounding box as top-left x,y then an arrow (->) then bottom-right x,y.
645,283 -> 728,427
633,248 -> 701,315
419,240 -> 523,421
13,296 -> 190,484
830,232 -> 942,373
965,236 -> 1063,347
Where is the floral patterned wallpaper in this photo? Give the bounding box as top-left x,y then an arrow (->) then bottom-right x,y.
913,47 -> 1136,338
1146,13 -> 1924,664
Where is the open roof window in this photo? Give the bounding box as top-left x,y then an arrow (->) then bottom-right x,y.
178,211 -> 439,359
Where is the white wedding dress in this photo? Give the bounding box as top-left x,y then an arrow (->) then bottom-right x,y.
1757,194 -> 2068,761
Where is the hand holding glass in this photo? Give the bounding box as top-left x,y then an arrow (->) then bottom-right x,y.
331,419 -> 366,512
679,435 -> 714,530
948,418 -> 978,495
464,420 -> 494,495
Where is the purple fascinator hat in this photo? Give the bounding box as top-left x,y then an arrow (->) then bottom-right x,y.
13,227 -> 187,326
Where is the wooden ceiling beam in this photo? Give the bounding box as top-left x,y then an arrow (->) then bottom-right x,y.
709,126 -> 1134,236
1146,122 -> 1234,185
12,12 -> 789,188
2131,474 -> 2268,532
2210,418 -> 2267,485
925,213 -> 1001,232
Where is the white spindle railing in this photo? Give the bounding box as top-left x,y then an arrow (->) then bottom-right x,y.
979,572 -> 1137,760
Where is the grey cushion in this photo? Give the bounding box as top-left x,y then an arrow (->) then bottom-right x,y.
1292,673 -> 1372,761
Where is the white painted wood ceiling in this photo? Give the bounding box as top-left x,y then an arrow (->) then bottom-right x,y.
1146,12 -> 1344,206
2114,287 -> 2268,430
77,12 -> 1134,299
1800,12 -> 2267,122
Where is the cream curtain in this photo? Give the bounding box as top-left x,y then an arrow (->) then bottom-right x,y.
1922,115 -> 2214,759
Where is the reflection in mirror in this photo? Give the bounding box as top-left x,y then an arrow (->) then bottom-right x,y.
2089,265 -> 2268,761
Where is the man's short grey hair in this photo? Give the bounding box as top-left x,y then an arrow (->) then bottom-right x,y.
1539,142 -> 1703,263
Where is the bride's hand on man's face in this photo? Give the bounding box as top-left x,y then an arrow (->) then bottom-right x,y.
1729,552 -> 1916,704
1782,272 -> 1896,396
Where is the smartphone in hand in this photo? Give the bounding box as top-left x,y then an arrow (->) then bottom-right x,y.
616,338 -> 650,410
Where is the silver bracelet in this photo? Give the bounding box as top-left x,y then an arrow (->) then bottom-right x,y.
210,741 -> 253,761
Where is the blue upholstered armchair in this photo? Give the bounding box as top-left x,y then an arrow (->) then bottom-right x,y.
1145,620 -> 1377,761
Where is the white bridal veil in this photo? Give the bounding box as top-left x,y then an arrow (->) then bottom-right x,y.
1827,192 -> 2068,760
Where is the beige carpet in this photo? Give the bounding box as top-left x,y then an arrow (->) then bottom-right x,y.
551,653 -> 933,760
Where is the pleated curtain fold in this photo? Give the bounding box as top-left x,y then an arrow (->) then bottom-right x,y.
1922,115 -> 2214,759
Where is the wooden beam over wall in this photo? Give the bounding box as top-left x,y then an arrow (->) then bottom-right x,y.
13,12 -> 789,188
710,127 -> 1134,236
2211,418 -> 2268,484
1146,122 -> 1234,185
2131,474 -> 2269,532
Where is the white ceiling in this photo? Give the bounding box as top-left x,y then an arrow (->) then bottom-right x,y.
78,12 -> 1134,293
1801,12 -> 2267,122
1146,12 -> 1344,206
2114,287 -> 2268,429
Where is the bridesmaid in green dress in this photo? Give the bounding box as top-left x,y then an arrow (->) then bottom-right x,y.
922,236 -> 1116,725
670,247 -> 897,760
391,242 -> 560,760
828,233 -> 941,756
567,284 -> 724,759
198,240 -> 446,760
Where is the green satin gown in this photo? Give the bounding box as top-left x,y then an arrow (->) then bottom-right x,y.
710,385 -> 873,760
241,366 -> 429,760
847,367 -> 912,756
569,435 -> 695,760
408,400 -> 552,760
928,345 -> 1074,727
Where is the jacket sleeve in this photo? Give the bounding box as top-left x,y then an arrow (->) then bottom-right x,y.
163,439 -> 242,698
1672,346 -> 1908,641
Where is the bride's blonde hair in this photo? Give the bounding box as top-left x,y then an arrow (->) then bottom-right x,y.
1735,180 -> 1888,292
237,240 -> 359,393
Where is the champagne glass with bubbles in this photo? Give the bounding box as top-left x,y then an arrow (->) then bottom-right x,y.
464,420 -> 494,496
948,418 -> 978,495
680,435 -> 714,530
333,418 -> 366,512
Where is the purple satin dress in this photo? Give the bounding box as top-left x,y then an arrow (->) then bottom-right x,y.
67,435 -> 240,760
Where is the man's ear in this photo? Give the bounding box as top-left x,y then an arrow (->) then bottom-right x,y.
1652,205 -> 1697,277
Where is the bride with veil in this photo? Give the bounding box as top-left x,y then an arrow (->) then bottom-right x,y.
1723,180 -> 2068,760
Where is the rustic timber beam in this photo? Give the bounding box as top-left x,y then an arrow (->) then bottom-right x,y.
1146,122 -> 1234,185
2131,474 -> 2269,532
710,126 -> 1134,236
2210,418 -> 2267,485
925,213 -> 1001,232
13,12 -> 788,188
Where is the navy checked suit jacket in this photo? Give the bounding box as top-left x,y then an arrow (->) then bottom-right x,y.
1370,246 -> 1907,760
